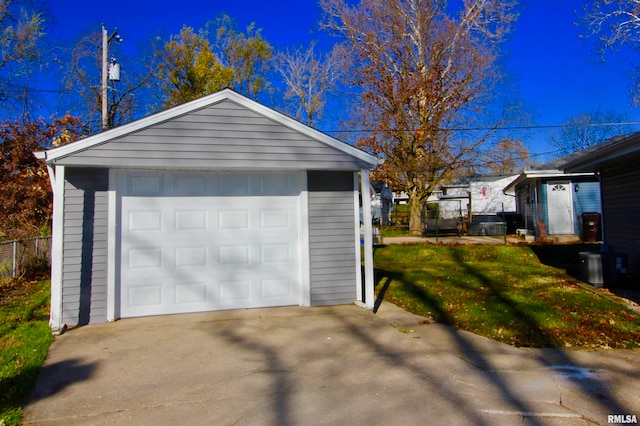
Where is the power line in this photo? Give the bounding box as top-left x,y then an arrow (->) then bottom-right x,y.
4,82 -> 640,135
320,122 -> 640,134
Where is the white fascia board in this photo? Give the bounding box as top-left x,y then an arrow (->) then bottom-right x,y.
526,172 -> 593,179
40,89 -> 379,167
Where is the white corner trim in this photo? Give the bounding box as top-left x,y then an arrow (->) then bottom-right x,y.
299,171 -> 311,307
49,165 -> 65,332
107,169 -> 118,321
360,170 -> 375,308
354,172 -> 363,303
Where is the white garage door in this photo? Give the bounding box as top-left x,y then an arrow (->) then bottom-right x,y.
120,171 -> 301,318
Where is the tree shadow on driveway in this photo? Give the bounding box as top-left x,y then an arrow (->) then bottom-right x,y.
210,307 -> 489,425
372,249 -> 635,423
23,358 -> 96,404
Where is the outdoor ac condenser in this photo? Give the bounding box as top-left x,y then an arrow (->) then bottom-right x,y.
579,252 -> 603,287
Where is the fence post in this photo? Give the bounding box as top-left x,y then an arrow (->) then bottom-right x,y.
12,240 -> 17,278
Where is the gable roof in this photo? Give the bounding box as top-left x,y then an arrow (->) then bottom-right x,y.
562,131 -> 640,172
36,89 -> 378,170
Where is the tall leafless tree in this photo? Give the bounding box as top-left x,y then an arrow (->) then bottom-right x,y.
581,0 -> 640,104
0,0 -> 45,116
274,41 -> 341,127
549,109 -> 632,156
321,0 -> 518,235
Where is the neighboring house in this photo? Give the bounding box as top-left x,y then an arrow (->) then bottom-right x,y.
439,174 -> 519,219
35,89 -> 379,332
390,190 -> 440,205
563,132 -> 640,278
504,156 -> 601,239
438,184 -> 469,220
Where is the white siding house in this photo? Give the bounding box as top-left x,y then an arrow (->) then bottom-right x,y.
439,174 -> 519,219
36,89 -> 378,332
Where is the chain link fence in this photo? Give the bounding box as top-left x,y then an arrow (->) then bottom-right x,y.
0,237 -> 51,282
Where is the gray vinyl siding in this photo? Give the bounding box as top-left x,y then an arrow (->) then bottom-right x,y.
61,168 -> 109,326
55,100 -> 370,170
600,165 -> 640,275
308,171 -> 357,306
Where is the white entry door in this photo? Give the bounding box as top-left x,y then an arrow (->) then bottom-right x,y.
546,181 -> 574,234
119,171 -> 301,318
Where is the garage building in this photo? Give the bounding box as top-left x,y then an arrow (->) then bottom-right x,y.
36,89 -> 378,332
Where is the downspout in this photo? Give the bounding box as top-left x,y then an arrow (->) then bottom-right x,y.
34,152 -> 64,333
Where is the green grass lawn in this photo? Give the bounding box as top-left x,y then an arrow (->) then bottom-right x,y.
0,280 -> 53,425
374,244 -> 640,348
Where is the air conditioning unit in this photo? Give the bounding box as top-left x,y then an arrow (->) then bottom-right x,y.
579,252 -> 603,287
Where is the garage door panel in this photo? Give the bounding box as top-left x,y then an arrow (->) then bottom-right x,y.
128,247 -> 163,269
219,209 -> 250,230
175,246 -> 208,267
120,171 -> 301,318
128,283 -> 163,307
175,281 -> 208,304
175,210 -> 208,230
219,280 -> 250,303
219,244 -> 250,265
261,278 -> 293,298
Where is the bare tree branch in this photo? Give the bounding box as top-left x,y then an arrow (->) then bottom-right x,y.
321,0 -> 518,235
274,41 -> 340,126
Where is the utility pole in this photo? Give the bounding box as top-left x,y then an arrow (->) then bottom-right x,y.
101,25 -> 108,131
101,25 -> 122,131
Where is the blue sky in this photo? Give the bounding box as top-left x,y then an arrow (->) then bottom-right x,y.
45,0 -> 640,159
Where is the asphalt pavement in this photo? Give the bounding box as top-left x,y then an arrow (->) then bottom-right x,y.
23,302 -> 639,425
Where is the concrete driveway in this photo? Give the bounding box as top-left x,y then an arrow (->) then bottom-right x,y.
24,302 -> 640,425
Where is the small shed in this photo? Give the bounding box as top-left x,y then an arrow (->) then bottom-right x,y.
35,89 -> 379,332
563,132 -> 640,278
504,157 -> 600,239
